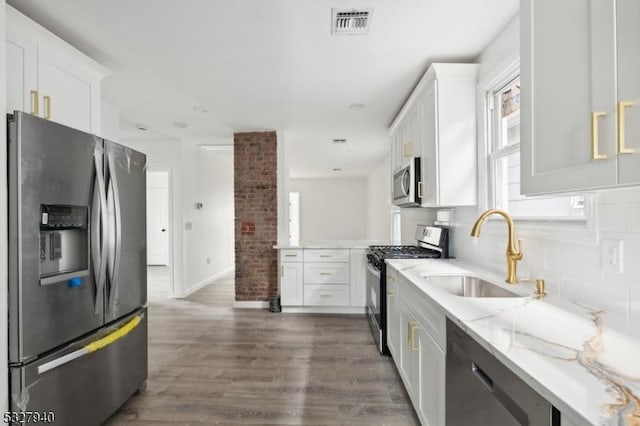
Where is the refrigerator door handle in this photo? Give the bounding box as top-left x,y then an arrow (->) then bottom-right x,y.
106,153 -> 122,314
92,149 -> 109,315
37,313 -> 144,375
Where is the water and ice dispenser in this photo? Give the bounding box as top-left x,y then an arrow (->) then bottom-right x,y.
39,204 -> 89,287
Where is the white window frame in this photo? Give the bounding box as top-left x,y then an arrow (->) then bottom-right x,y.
476,58 -> 597,243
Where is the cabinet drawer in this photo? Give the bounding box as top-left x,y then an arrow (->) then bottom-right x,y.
279,249 -> 302,262
304,285 -> 349,306
304,262 -> 349,284
304,249 -> 350,262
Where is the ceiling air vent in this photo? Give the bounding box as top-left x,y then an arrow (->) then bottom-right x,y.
331,8 -> 373,35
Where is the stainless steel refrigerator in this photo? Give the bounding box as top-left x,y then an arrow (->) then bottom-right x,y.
7,111 -> 148,425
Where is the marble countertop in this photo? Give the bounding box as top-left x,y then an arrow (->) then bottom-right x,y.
386,258 -> 640,426
273,240 -> 392,249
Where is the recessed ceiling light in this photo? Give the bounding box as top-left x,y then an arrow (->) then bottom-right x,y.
192,106 -> 209,113
332,138 -> 347,144
333,168 -> 342,172
349,103 -> 366,110
135,123 -> 149,131
173,121 -> 190,129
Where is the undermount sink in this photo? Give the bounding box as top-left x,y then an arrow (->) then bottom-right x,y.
421,275 -> 524,298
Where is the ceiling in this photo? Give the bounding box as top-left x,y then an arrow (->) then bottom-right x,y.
7,0 -> 519,178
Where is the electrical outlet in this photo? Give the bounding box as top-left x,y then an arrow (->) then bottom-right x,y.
602,240 -> 624,274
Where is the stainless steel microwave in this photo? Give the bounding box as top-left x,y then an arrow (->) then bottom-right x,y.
392,157 -> 421,207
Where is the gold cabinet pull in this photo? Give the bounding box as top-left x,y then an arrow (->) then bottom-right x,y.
617,101 -> 636,154
407,321 -> 419,351
591,111 -> 608,160
403,142 -> 412,158
418,181 -> 424,198
387,290 -> 395,297
43,96 -> 51,119
30,90 -> 39,115
281,265 -> 284,277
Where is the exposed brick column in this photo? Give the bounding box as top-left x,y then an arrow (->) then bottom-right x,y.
234,131 -> 278,302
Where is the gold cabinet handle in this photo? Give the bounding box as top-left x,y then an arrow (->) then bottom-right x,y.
407,321 -> 419,351
387,290 -> 395,297
591,111 -> 608,160
320,294 -> 332,298
617,101 -> 636,154
281,265 -> 284,277
43,95 -> 51,119
319,272 -> 331,276
30,90 -> 39,115
418,181 -> 424,198
403,142 -> 412,158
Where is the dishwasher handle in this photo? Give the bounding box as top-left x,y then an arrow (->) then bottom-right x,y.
471,362 -> 494,391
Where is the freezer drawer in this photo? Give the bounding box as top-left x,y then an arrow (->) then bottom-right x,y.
10,308 -> 148,426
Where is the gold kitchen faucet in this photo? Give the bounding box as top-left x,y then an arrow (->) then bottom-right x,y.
470,209 -> 523,284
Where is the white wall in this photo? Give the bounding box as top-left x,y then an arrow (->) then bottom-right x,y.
123,138 -> 235,297
1,0 -> 9,411
366,156 -> 392,240
100,99 -> 120,141
121,138 -> 184,296
181,145 -> 234,291
289,177 -> 367,241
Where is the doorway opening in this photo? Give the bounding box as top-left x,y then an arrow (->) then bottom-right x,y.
146,169 -> 172,300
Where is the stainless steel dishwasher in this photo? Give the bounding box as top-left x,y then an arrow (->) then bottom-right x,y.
446,319 -> 560,425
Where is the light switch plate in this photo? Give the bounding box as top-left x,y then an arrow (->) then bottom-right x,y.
602,239 -> 624,274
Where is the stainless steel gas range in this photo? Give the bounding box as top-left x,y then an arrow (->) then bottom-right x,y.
366,225 -> 449,355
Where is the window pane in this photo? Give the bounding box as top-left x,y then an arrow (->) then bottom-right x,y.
497,78 -> 520,149
493,152 -> 585,218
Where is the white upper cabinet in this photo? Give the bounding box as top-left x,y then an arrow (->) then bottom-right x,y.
390,63 -> 478,207
6,5 -> 111,134
616,0 -> 640,185
521,0 -> 640,194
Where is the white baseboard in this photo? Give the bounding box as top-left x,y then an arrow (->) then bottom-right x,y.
180,266 -> 235,298
281,306 -> 367,315
233,300 -> 269,309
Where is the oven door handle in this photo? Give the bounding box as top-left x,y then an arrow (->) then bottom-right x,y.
367,263 -> 381,279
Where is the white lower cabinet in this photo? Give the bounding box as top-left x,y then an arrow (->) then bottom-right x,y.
417,328 -> 445,426
386,269 -> 400,358
303,285 -> 349,306
280,262 -> 303,306
387,267 -> 445,426
278,248 -> 366,310
400,302 -> 420,399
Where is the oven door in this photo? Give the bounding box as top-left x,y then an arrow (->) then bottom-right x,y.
366,261 -> 383,353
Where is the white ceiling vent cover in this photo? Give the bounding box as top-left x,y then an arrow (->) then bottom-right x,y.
331,8 -> 373,35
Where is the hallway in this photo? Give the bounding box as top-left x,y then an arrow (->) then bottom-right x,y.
105,274 -> 418,425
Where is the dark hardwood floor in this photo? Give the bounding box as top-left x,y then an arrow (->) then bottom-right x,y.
105,273 -> 418,425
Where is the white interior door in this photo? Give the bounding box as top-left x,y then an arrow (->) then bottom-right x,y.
146,171 -> 170,265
